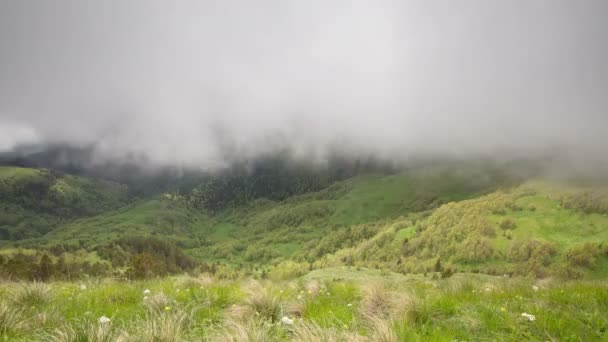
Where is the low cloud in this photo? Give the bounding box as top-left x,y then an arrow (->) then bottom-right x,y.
0,1 -> 607,168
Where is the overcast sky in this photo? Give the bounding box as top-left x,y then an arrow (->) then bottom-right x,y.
0,1 -> 606,167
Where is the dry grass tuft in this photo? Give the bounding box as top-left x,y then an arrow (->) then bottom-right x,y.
0,301 -> 28,336
176,273 -> 214,288
365,316 -> 398,342
131,309 -> 194,342
47,320 -> 129,342
143,293 -> 175,313
210,317 -> 284,342
12,282 -> 53,307
243,283 -> 283,322
360,282 -> 415,320
304,280 -> 323,298
284,301 -> 305,318
224,304 -> 254,322
291,321 -> 365,342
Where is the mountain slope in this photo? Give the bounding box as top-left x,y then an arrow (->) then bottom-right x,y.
324,180 -> 608,279
0,166 -> 128,240
3,162 -> 607,280
33,164 -> 510,268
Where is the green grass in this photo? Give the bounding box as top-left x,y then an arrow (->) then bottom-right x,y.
0,273 -> 605,341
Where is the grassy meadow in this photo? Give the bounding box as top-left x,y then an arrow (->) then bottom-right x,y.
1,271 -> 607,341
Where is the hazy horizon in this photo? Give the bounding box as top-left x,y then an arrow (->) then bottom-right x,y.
1,1 -> 607,168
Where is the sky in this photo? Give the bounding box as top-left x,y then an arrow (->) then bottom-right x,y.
0,1 -> 607,168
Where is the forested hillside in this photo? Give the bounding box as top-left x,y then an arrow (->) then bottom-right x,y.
0,167 -> 128,240
0,159 -> 607,283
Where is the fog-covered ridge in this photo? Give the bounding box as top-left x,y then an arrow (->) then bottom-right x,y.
1,1 -> 607,167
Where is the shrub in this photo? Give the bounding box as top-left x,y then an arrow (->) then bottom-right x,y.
456,235 -> 495,263
441,266 -> 455,279
508,240 -> 557,265
567,242 -> 602,268
500,219 -> 517,230
126,253 -> 166,279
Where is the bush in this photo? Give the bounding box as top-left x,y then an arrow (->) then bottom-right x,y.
126,252 -> 166,279
441,266 -> 455,279
567,242 -> 602,268
500,219 -> 517,230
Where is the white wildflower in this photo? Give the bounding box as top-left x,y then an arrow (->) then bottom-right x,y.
79,284 -> 87,290
485,287 -> 491,292
347,303 -> 352,307
143,289 -> 151,295
521,313 -> 536,321
143,296 -> 149,301
98,316 -> 111,325
532,285 -> 539,291
281,316 -> 294,325
297,295 -> 303,300
176,289 -> 180,293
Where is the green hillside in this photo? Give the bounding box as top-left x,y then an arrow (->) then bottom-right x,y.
24,164 -> 504,269
325,180 -> 608,279
0,166 -> 128,240
2,163 -> 608,281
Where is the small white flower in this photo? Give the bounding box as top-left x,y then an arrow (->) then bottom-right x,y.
532,285 -> 539,292
297,295 -> 303,300
176,289 -> 180,292
521,312 -> 536,321
485,287 -> 491,292
143,296 -> 149,301
98,316 -> 111,324
143,289 -> 151,295
79,284 -> 87,290
347,303 -> 352,307
281,316 -> 294,325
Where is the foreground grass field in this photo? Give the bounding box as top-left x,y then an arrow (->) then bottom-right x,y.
0,271 -> 606,341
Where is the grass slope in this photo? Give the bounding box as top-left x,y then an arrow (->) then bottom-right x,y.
0,274 -> 605,341
0,167 -> 128,241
